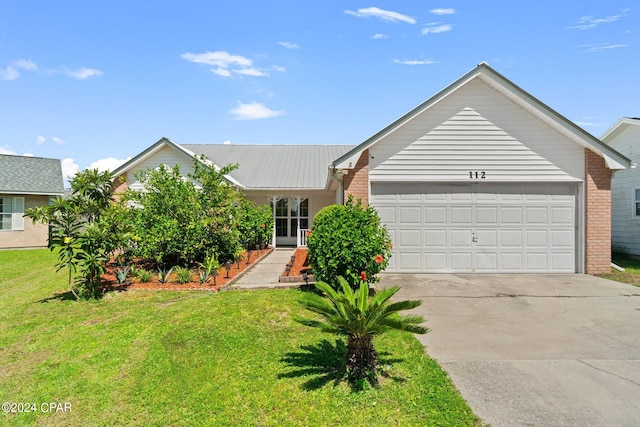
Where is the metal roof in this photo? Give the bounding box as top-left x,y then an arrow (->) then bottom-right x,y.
0,154 -> 65,195
181,144 -> 355,189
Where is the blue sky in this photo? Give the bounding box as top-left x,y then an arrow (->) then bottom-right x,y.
1,1 -> 638,182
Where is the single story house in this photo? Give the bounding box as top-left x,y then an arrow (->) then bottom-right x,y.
113,62 -> 631,275
0,154 -> 65,249
601,118 -> 640,256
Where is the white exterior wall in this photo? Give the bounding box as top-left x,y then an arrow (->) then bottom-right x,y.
244,190 -> 336,224
370,78 -> 585,183
127,146 -> 197,191
609,125 -> 640,255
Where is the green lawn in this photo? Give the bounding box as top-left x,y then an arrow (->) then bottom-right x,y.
599,253 -> 640,286
0,249 -> 480,426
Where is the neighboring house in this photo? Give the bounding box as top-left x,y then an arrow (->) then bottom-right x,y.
114,62 -> 631,275
0,154 -> 65,249
601,118 -> 640,256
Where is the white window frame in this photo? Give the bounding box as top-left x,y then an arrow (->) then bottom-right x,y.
0,196 -> 25,231
633,188 -> 640,219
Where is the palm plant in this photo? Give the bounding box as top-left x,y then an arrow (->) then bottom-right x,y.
298,276 -> 428,385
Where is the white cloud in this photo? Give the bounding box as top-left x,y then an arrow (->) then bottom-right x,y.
51,136 -> 65,145
431,8 -> 456,15
422,23 -> 453,34
0,66 -> 19,80
36,135 -> 46,144
61,158 -> 80,182
0,145 -> 16,155
182,50 -> 272,79
22,153 -> 34,157
272,65 -> 287,73
372,33 -> 389,39
88,157 -> 131,172
278,41 -> 300,50
568,11 -> 628,30
394,59 -> 440,65
229,101 -> 284,120
234,67 -> 268,77
65,67 -> 104,80
344,7 -> 416,24
582,43 -> 629,52
13,59 -> 37,71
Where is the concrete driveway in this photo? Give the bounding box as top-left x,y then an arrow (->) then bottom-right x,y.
380,273 -> 640,427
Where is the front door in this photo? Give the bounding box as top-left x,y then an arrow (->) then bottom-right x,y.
273,198 -> 309,246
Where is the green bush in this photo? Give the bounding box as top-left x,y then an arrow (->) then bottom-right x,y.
236,198 -> 274,249
307,196 -> 392,289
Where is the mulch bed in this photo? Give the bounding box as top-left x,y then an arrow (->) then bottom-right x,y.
100,247 -> 273,292
279,248 -> 314,283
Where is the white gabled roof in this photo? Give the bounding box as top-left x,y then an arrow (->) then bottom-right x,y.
112,137 -> 245,188
333,62 -> 632,171
600,117 -> 640,142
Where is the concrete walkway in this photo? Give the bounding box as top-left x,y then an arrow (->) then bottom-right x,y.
227,248 -> 298,290
381,273 -> 640,427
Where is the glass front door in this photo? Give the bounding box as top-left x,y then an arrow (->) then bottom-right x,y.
273,197 -> 309,246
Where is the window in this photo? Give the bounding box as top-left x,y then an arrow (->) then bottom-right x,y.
0,196 -> 25,231
634,189 -> 640,218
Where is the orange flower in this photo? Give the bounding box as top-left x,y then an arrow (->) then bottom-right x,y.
306,230 -> 311,237
261,223 -> 265,228
360,271 -> 367,281
374,254 -> 383,264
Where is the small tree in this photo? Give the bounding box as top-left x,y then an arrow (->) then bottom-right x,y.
26,169 -> 132,299
298,276 -> 428,386
307,196 -> 392,289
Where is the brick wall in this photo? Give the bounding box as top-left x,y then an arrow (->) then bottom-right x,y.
584,149 -> 612,275
112,173 -> 128,202
342,149 -> 369,205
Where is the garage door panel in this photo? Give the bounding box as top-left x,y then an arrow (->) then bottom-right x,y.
425,206 -> 447,224
526,230 -> 548,247
526,253 -> 549,270
376,206 -> 396,224
501,207 -> 523,224
551,230 -> 574,247
526,207 -> 548,224
551,253 -> 574,270
399,229 -> 421,247
476,206 -> 497,224
425,229 -> 447,247
451,252 -> 473,271
501,230 -> 522,246
451,206 -> 473,224
501,253 -> 524,270
425,253 -> 447,270
476,230 -> 497,247
399,207 -> 421,223
476,252 -> 498,271
371,182 -> 577,273
551,207 -> 573,224
450,229 -> 473,247
399,252 -> 421,270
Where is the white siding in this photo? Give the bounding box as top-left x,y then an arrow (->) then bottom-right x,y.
127,146 -> 197,191
370,78 -> 585,183
609,125 -> 640,255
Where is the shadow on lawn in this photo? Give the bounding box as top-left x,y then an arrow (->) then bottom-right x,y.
38,290 -> 78,303
279,338 -> 406,390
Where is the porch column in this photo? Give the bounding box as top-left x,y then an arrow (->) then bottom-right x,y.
267,195 -> 281,248
294,196 -> 308,247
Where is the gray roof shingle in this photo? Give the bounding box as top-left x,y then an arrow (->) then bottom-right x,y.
181,144 -> 355,189
0,154 -> 65,195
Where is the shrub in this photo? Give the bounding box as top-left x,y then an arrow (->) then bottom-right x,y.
135,268 -> 153,283
307,196 -> 392,289
236,198 -> 274,249
174,266 -> 192,284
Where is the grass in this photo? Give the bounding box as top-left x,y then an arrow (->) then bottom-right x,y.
599,252 -> 640,286
0,249 -> 480,426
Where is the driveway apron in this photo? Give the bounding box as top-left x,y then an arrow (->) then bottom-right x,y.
380,273 -> 640,427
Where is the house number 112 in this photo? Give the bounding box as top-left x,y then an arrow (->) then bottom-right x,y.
469,171 -> 486,179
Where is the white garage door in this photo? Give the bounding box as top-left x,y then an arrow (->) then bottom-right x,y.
372,182 -> 577,273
